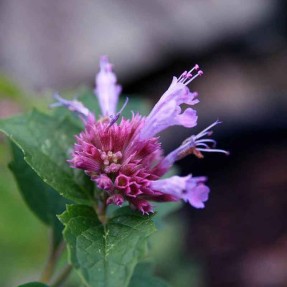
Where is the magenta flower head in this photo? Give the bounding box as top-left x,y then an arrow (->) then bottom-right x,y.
52,56 -> 228,214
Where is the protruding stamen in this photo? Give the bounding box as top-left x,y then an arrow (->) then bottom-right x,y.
197,148 -> 230,155
194,120 -> 221,140
118,97 -> 129,114
188,120 -> 229,156
108,97 -> 129,128
195,139 -> 217,147
178,64 -> 201,84
162,120 -> 228,168
178,71 -> 188,82
187,64 -> 200,75
184,70 -> 204,86
196,139 -> 217,144
195,143 -> 210,149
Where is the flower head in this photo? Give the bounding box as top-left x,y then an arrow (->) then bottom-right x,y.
52,57 -> 228,214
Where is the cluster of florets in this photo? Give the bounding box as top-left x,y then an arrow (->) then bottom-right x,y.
51,56 -> 228,214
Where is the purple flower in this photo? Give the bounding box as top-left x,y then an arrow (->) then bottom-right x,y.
141,66 -> 201,139
50,93 -> 94,123
95,56 -> 121,116
52,57 -> 228,214
159,120 -> 229,171
150,175 -> 210,208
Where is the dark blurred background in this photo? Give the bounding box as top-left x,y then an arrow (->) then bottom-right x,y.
0,0 -> 287,286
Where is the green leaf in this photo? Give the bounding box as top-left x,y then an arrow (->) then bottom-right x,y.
128,262 -> 170,287
18,283 -> 49,287
59,205 -> 156,287
0,109 -> 93,204
9,142 -> 69,247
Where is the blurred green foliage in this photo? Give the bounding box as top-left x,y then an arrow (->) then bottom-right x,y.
0,140 -> 48,286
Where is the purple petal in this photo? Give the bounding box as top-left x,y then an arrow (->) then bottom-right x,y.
50,93 -> 94,123
184,182 -> 210,208
150,175 -> 210,209
141,78 -> 198,139
95,56 -> 121,116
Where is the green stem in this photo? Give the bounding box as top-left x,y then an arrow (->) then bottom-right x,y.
93,197 -> 108,224
51,265 -> 73,287
40,231 -> 65,283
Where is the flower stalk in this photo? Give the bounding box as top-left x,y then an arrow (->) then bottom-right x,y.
40,234 -> 66,283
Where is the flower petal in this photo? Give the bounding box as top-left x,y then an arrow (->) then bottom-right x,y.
185,183 -> 209,208
50,93 -> 94,123
141,78 -> 198,139
95,56 -> 121,116
150,175 -> 210,209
